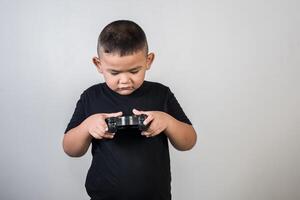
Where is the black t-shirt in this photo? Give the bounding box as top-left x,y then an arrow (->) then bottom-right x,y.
65,81 -> 191,200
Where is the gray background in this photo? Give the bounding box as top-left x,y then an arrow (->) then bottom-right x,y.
0,0 -> 299,199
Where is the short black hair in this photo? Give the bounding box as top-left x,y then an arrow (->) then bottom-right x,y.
97,20 -> 148,57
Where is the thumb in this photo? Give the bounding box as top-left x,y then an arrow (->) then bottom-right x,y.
132,108 -> 144,115
103,111 -> 123,118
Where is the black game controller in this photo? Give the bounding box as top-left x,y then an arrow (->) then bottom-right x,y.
105,114 -> 149,133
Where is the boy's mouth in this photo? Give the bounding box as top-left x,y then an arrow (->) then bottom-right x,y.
116,87 -> 135,95
118,87 -> 134,91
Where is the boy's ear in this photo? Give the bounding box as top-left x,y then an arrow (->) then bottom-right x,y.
146,53 -> 155,70
92,57 -> 103,73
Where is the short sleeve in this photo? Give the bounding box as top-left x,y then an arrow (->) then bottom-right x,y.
64,93 -> 87,133
164,88 -> 192,125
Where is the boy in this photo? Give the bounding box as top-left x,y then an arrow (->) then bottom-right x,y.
63,20 -> 197,200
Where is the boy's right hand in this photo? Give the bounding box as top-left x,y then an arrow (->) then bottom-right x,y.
83,111 -> 123,139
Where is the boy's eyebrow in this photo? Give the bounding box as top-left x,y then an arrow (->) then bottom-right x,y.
109,66 -> 142,72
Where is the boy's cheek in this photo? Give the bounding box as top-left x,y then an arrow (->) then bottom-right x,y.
104,76 -> 117,84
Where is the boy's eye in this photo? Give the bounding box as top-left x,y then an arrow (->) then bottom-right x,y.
110,71 -> 119,75
130,70 -> 139,74
109,69 -> 140,75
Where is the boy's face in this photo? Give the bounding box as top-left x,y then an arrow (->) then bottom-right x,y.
93,50 -> 154,95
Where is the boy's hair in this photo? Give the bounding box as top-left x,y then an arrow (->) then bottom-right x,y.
97,20 -> 148,57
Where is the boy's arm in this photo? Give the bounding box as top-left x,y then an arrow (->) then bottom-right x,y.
133,109 -> 197,151
63,112 -> 123,157
63,123 -> 93,157
163,115 -> 197,151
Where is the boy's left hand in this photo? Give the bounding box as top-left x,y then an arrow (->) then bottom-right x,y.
132,108 -> 170,137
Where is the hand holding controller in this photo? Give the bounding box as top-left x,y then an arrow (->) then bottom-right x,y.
105,114 -> 149,133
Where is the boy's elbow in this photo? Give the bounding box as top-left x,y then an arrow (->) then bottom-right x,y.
173,131 -> 197,151
185,139 -> 197,151
177,139 -> 197,151
62,136 -> 86,157
66,152 -> 85,157
182,128 -> 197,151
173,143 -> 195,151
63,146 -> 84,157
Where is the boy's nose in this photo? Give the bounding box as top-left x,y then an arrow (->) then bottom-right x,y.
119,74 -> 130,84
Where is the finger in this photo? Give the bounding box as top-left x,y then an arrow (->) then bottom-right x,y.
94,125 -> 106,133
146,131 -> 159,138
102,132 -> 115,139
92,128 -> 114,139
103,111 -> 123,119
141,131 -> 151,137
97,122 -> 108,132
95,126 -> 115,138
94,126 -> 107,137
142,127 -> 155,136
147,133 -> 155,137
132,108 -> 151,115
132,108 -> 143,115
143,114 -> 154,125
145,132 -> 157,138
132,109 -> 152,124
90,130 -> 103,139
142,127 -> 163,137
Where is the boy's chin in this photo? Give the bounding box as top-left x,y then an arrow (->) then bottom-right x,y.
115,89 -> 135,95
